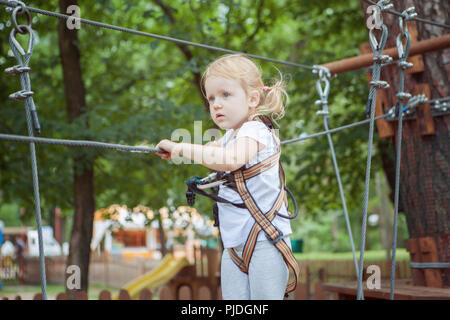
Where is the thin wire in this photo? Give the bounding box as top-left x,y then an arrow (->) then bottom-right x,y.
0,0 -> 314,70
363,0 -> 450,30
8,21 -> 48,300
281,114 -> 390,145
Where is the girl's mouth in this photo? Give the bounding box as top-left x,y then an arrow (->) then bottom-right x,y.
216,114 -> 224,118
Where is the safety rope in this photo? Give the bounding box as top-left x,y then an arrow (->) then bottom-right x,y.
357,0 -> 393,301
0,133 -> 165,154
312,65 -> 359,280
0,112 -> 390,153
363,0 -> 450,30
4,1 -> 47,299
389,7 -> 415,300
0,0 -> 314,71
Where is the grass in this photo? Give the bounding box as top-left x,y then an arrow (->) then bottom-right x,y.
294,248 -> 410,261
0,284 -> 120,300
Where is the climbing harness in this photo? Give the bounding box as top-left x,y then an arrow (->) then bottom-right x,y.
5,1 -> 47,299
184,114 -> 300,295
312,65 -> 359,280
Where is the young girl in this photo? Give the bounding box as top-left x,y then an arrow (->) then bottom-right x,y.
155,54 -> 298,300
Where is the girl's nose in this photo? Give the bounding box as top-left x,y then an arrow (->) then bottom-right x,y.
213,100 -> 222,109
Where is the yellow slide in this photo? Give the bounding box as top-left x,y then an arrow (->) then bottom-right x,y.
114,254 -> 190,299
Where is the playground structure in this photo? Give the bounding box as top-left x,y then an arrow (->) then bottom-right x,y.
0,0 -> 449,300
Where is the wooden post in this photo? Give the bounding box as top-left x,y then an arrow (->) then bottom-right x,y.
118,289 -> 131,300
403,21 -> 425,74
314,282 -> 327,300
294,283 -> 309,300
419,237 -> 443,288
76,291 -> 88,300
178,285 -> 193,300
98,290 -> 111,300
139,288 -> 152,300
413,84 -> 435,136
406,238 -> 426,286
324,34 -> 450,75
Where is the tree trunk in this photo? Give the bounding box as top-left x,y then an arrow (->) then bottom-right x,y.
58,0 -> 96,297
361,0 -> 450,287
157,214 -> 168,257
375,171 -> 393,261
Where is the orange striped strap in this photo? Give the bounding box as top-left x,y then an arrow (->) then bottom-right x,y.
228,162 -> 300,295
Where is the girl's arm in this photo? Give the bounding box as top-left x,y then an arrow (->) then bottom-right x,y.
156,137 -> 264,172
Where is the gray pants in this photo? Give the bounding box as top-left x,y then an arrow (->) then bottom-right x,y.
221,237 -> 290,300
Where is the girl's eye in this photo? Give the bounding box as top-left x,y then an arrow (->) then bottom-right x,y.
223,92 -> 230,97
208,96 -> 215,102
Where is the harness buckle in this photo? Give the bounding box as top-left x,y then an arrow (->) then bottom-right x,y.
265,224 -> 284,244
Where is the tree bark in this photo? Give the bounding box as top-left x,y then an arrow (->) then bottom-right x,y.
375,171 -> 393,261
58,0 -> 96,297
361,0 -> 450,286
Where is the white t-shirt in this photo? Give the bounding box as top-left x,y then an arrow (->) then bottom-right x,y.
217,120 -> 293,248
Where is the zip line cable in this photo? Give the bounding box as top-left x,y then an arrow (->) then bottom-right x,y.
363,0 -> 450,30
0,113 -> 391,152
0,0 -> 314,70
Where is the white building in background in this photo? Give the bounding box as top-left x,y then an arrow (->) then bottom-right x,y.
27,226 -> 64,257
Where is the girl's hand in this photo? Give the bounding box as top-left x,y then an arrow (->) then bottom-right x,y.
155,139 -> 181,160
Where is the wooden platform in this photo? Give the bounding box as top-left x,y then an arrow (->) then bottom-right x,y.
323,280 -> 450,300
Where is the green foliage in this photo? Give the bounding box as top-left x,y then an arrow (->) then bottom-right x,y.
0,1 -> 395,252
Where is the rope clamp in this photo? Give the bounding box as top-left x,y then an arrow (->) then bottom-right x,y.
4,65 -> 30,75
369,80 -> 390,89
401,7 -> 417,22
397,60 -> 413,70
376,0 -> 393,12
9,89 -> 34,100
372,54 -> 392,64
314,99 -> 327,107
312,65 -> 331,80
432,102 -> 448,112
316,110 -> 329,116
396,92 -> 412,102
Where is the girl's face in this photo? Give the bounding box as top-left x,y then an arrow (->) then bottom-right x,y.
205,76 -> 255,131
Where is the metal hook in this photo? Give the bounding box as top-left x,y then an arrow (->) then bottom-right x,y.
312,65 -> 330,109
11,5 -> 32,35
369,23 -> 388,53
396,30 -> 411,61
5,0 -> 27,13
9,25 -> 34,57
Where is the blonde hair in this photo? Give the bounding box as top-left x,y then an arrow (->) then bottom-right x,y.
201,54 -> 289,121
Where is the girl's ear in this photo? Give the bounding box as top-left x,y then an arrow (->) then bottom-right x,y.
247,89 -> 260,108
